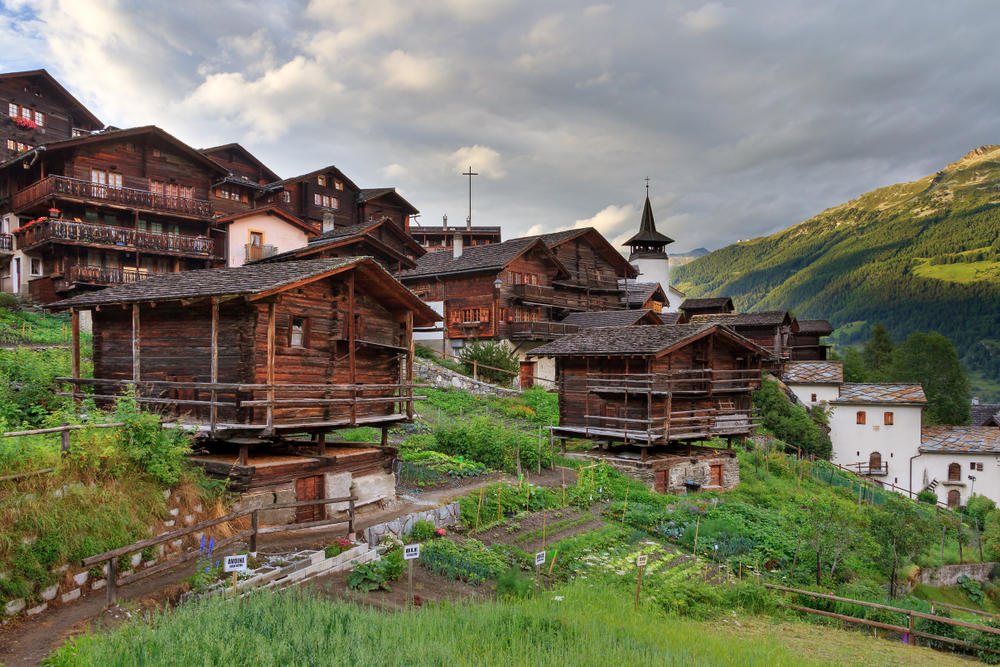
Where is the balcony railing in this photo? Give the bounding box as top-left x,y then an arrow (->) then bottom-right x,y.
508,321 -> 580,340
12,175 -> 214,218
58,265 -> 154,290
0,233 -> 11,252
585,369 -> 762,395
510,284 -> 620,311
15,219 -> 214,256
245,244 -> 277,263
843,462 -> 889,477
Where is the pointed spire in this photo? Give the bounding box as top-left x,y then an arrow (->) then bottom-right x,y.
625,189 -> 674,249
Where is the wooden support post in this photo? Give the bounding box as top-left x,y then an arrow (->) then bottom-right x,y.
249,510 -> 259,553
239,443 -> 248,467
70,308 -> 80,391
405,310 -> 414,420
348,273 -> 356,425
380,427 -> 388,447
316,432 -> 326,456
106,557 -> 118,607
265,301 -> 276,432
131,303 -> 141,382
348,497 -> 356,538
60,423 -> 70,457
210,297 -> 219,435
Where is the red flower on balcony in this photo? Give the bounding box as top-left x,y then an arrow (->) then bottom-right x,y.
12,116 -> 37,130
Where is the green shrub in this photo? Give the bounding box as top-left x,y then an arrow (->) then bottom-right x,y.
495,567 -> 534,599
459,340 -> 518,386
347,547 -> 405,592
433,417 -> 508,469
753,377 -> 832,458
966,495 -> 996,527
411,520 -> 437,541
0,293 -> 17,309
419,538 -> 510,585
917,490 -> 938,505
113,390 -> 192,486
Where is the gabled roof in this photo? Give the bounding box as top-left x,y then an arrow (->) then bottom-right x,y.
527,323 -> 768,358
920,426 -> 1000,454
796,319 -> 834,336
971,404 -> 1000,427
214,206 -> 315,234
251,232 -> 417,269
269,165 -> 360,192
680,297 -> 734,312
530,227 -> 638,278
310,218 -> 424,256
618,280 -> 667,307
560,309 -> 663,329
688,311 -> 796,329
782,361 -> 844,385
1,126 -> 228,175
400,237 -> 569,280
624,195 -> 673,247
0,69 -> 103,129
200,143 -> 281,183
358,188 -> 419,214
659,312 -> 682,325
832,383 -> 926,405
46,257 -> 440,325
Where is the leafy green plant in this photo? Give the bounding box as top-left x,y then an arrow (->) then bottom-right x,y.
325,538 -> 353,558
419,538 -> 510,585
917,490 -> 938,505
494,567 -> 534,599
958,574 -> 986,605
411,520 -> 437,541
459,340 -> 518,386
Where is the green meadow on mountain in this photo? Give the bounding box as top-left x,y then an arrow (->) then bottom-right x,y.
673,145 -> 1000,397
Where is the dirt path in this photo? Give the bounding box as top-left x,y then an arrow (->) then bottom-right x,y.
0,466 -> 578,665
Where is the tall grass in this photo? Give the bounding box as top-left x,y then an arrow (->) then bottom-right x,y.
46,581 -> 808,666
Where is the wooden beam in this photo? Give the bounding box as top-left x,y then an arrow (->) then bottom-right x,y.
132,303 -> 140,381
70,308 -> 80,387
266,301 -> 276,432
210,297 -> 219,435
348,271 -> 356,425
405,309 -> 414,420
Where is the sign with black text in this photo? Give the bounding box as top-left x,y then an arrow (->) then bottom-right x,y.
636,554 -> 648,568
404,544 -> 421,560
224,555 -> 248,572
534,551 -> 546,566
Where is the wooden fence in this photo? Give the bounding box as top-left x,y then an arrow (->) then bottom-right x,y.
81,495 -> 358,607
765,583 -> 1000,656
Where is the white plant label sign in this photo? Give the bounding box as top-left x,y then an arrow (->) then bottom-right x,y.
404,544 -> 421,560
535,551 -> 546,566
224,555 -> 248,572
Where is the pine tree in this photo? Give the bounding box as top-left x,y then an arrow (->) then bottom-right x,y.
862,323 -> 895,380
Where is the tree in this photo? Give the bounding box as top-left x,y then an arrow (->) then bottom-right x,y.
832,347 -> 869,383
869,497 -> 934,598
862,323 -> 895,380
888,331 -> 971,425
458,340 -> 519,386
753,377 -> 832,459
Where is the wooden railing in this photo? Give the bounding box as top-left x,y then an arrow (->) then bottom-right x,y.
0,233 -> 11,252
245,243 -> 277,262
16,218 -> 214,255
765,583 -> 1000,656
510,284 -> 620,311
80,495 -> 358,607
508,321 -> 580,340
59,264 -> 155,289
12,175 -> 214,217
843,461 -> 889,476
586,369 -> 761,395
580,407 -> 760,441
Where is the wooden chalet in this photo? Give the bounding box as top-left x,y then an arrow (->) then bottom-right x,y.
254,217 -> 426,274
48,257 -> 439,459
619,280 -> 669,312
532,228 -> 639,310
358,188 -> 418,233
687,311 -> 798,363
410,216 -> 501,252
678,297 -> 734,320
560,309 -> 663,330
0,69 -> 104,164
2,126 -> 228,302
789,319 -> 833,360
200,143 -> 282,217
260,166 -> 364,232
529,324 -> 765,450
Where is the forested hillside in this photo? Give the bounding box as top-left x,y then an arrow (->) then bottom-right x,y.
673,145 -> 1000,392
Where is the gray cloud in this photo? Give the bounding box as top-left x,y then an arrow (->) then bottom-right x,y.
2,0 -> 999,252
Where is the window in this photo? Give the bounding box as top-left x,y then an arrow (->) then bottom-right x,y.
217,187 -> 230,199
29,257 -> 42,276
317,175 -> 327,186
32,110 -> 43,126
15,142 -> 32,152
249,231 -> 263,247
948,462 -> 961,481
72,128 -> 87,138
883,411 -> 894,426
289,317 -> 308,347
91,168 -> 107,185
313,193 -> 339,209
281,191 -> 291,203
7,102 -> 15,117
971,462 -> 984,472
810,393 -> 817,402
6,139 -> 14,151
856,411 -> 866,425
334,179 -> 343,190
109,173 -> 123,188
20,106 -> 30,119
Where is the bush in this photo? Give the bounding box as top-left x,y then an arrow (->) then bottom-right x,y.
495,567 -> 534,599
411,520 -> 437,541
753,377 -> 832,458
113,390 -> 192,486
459,340 -> 518,386
966,496 -> 996,528
0,293 -> 17,309
433,417 -> 508,469
917,490 -> 938,505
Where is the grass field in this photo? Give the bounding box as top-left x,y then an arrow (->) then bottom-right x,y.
912,258 -> 1000,283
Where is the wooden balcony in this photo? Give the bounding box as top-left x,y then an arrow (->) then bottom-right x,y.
843,462 -> 889,477
552,276 -> 622,293
11,175 -> 214,219
586,369 -> 761,395
245,243 -> 277,263
553,407 -> 760,444
0,233 -> 11,253
508,321 -> 580,341
56,264 -> 155,291
15,219 -> 214,257
510,283 -> 620,311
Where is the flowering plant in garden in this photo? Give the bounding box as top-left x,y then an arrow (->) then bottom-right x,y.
324,538 -> 354,558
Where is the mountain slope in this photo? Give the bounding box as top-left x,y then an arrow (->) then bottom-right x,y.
672,145 -> 1000,386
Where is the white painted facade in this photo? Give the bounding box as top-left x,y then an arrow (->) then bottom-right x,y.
632,256 -> 669,301
828,402 -> 922,488
916,452 -> 1000,508
787,383 -> 840,408
413,299 -> 445,352
224,211 -> 309,268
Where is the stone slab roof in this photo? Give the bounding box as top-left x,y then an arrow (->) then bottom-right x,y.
920,426 -> 1000,454
971,404 -> 1000,426
782,361 -> 844,385
659,312 -> 682,325
400,237 -> 552,279
833,383 -> 926,405
689,311 -> 793,328
679,297 -> 734,311
796,319 -> 834,335
528,324 -> 709,357
560,309 -> 662,329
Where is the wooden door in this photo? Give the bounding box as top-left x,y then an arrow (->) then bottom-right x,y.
295,475 -> 325,523
947,489 -> 961,508
869,452 -> 882,473
709,464 -> 723,487
519,360 -> 535,389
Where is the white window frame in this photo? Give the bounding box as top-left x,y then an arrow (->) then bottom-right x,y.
29,257 -> 42,276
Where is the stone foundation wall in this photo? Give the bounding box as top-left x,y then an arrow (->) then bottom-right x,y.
414,359 -> 521,397
919,562 -> 998,587
659,455 -> 740,495
236,471 -> 398,526
363,502 -> 461,546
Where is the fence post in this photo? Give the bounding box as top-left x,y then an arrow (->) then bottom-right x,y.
250,510 -> 259,554
908,610 -> 916,646
348,498 -> 356,538
473,360 -> 478,381
106,557 -> 118,607
60,422 -> 70,457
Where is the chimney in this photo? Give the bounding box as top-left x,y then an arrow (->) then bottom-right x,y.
453,230 -> 463,259
466,214 -> 471,230
321,211 -> 335,232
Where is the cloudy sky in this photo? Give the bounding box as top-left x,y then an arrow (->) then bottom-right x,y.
1,1 -> 998,252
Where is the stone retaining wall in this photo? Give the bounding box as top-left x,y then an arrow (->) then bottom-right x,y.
414,359 -> 521,397
919,562 -> 998,587
363,502 -> 461,546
